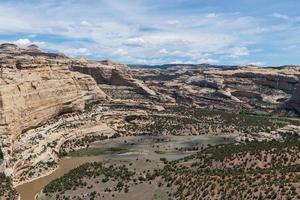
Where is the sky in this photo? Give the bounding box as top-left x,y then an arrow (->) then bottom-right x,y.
0,0 -> 300,66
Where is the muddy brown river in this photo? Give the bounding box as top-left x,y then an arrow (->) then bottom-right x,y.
16,135 -> 234,200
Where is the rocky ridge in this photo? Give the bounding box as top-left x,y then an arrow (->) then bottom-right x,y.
134,65 -> 300,114
0,43 -> 109,139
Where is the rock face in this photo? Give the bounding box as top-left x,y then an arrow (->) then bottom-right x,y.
0,44 -> 108,137
201,67 -> 300,93
1,43 -> 300,140
206,67 -> 300,113
285,82 -> 300,114
186,76 -> 224,89
70,59 -> 156,96
132,64 -> 300,114
231,91 -> 262,100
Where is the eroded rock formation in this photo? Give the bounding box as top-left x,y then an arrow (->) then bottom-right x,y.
285,82 -> 300,114
133,64 -> 300,113
0,44 -> 108,137
70,59 -> 156,96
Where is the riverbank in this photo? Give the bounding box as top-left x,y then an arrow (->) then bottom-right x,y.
16,135 -> 234,200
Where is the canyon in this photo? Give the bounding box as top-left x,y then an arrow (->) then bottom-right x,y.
0,44 -> 300,200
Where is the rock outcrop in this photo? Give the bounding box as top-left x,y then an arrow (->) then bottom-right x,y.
204,67 -> 300,94
70,59 -> 156,96
0,44 -> 108,137
284,82 -> 300,114
133,64 -> 300,114
2,43 -> 300,140
186,76 -> 224,89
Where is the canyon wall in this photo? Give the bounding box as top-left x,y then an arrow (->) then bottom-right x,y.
136,65 -> 300,114
0,44 -> 108,137
1,43 -> 300,139
70,59 -> 156,96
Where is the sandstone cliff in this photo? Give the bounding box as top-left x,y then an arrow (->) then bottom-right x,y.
285,82 -> 300,114
133,65 -> 300,114
202,67 -> 300,113
0,44 -> 108,137
1,43 -> 300,140
70,59 -> 156,96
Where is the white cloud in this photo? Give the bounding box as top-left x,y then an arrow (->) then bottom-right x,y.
167,20 -> 180,25
11,38 -> 46,48
159,48 -> 168,54
112,48 -> 128,56
228,47 -> 249,58
124,38 -> 146,47
197,58 -> 219,64
272,12 -> 289,20
248,61 -> 265,66
13,38 -> 31,47
283,45 -> 298,51
2,1 -> 294,65
205,13 -> 218,18
63,48 -> 91,56
80,20 -> 91,27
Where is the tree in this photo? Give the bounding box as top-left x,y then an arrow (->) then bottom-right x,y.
0,148 -> 3,160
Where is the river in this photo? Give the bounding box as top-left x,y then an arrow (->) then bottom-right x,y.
16,135 -> 234,200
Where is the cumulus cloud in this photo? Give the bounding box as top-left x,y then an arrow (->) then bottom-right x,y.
0,0 -> 298,65
205,13 -> 218,18
124,38 -> 146,47
12,38 -> 45,48
13,38 -> 31,47
272,13 -> 289,20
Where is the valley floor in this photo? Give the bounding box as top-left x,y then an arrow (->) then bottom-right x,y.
33,133 -> 300,200
1,102 -> 300,200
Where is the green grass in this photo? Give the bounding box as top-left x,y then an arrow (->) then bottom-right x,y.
67,147 -> 129,157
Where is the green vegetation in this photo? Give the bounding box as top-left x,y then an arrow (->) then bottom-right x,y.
239,110 -> 272,117
195,133 -> 300,162
125,106 -> 300,136
41,133 -> 300,199
160,134 -> 300,200
43,162 -> 138,199
0,173 -> 18,199
59,133 -> 108,157
39,104 -> 300,199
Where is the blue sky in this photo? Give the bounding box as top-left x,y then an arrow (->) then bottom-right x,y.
0,0 -> 300,66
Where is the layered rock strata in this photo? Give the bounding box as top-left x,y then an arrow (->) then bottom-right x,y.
0,44 -> 108,137
70,59 -> 156,96
134,65 -> 300,113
